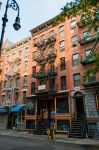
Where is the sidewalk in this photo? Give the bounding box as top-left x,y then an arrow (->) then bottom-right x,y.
0,129 -> 99,146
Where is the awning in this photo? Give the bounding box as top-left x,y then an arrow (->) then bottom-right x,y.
10,104 -> 26,113
0,108 -> 8,113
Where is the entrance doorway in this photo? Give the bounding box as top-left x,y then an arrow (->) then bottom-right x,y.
37,99 -> 53,120
75,97 -> 84,118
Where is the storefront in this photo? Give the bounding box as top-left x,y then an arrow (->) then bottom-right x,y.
25,91 -> 71,135
8,104 -> 26,130
0,107 -> 9,129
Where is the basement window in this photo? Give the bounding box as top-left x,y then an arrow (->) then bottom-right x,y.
57,120 -> 70,131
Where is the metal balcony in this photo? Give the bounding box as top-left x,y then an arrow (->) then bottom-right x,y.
82,75 -> 99,87
79,34 -> 99,45
14,86 -> 20,91
47,35 -> 56,45
34,41 -> 42,47
82,80 -> 99,87
32,68 -> 57,79
33,55 -> 45,63
80,57 -> 95,65
47,50 -> 57,62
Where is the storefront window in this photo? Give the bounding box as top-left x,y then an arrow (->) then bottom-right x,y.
27,100 -> 36,115
57,120 -> 70,131
56,97 -> 69,114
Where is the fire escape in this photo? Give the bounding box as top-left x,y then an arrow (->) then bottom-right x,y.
78,13 -> 99,87
4,57 -> 21,105
33,34 -> 57,94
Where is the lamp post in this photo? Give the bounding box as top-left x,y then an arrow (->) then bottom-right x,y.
0,1 -> 2,10
0,0 -> 21,54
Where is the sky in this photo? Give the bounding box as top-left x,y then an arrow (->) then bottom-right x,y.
0,0 -> 71,43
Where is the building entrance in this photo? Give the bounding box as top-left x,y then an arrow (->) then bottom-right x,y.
75,97 -> 84,118
37,99 -> 53,120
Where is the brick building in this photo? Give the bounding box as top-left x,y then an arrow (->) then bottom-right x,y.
0,16 -> 99,137
25,17 -> 99,137
0,37 -> 31,129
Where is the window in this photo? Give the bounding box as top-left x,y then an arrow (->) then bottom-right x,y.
33,51 -> 37,61
2,95 -> 5,105
41,34 -> 46,42
27,100 -> 36,115
23,75 -> 28,86
24,61 -> 28,71
59,40 -> 65,51
31,82 -> 35,95
60,57 -> 66,70
4,81 -> 7,88
16,77 -> 20,88
72,54 -> 79,67
15,92 -> 19,104
9,79 -> 13,88
59,25 -> 64,36
56,97 -> 69,114
32,66 -> 36,76
71,36 -> 78,47
70,20 -> 76,28
49,30 -> 54,37
57,120 -> 70,131
60,76 -> 67,90
73,74 -> 81,87
19,50 -> 22,57
12,53 -> 15,60
25,47 -> 29,56
23,91 -> 26,104
85,49 -> 92,59
83,31 -> 90,39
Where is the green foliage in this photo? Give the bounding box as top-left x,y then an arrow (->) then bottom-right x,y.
53,0 -> 99,26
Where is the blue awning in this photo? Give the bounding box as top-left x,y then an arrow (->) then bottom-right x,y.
0,108 -> 8,113
10,104 -> 26,113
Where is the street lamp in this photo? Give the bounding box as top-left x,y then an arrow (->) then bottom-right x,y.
0,0 -> 21,53
0,1 -> 2,10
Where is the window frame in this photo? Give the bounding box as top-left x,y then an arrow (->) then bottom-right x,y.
59,40 -> 65,51
72,53 -> 79,67
70,20 -> 77,28
73,73 -> 81,87
60,57 -> 66,71
60,76 -> 67,90
59,25 -> 64,36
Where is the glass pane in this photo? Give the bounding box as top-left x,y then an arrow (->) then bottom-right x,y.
70,20 -> 76,27
71,36 -> 78,42
56,97 -> 69,114
57,120 -> 70,131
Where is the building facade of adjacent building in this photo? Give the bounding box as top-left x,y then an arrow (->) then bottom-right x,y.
0,37 -> 31,129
